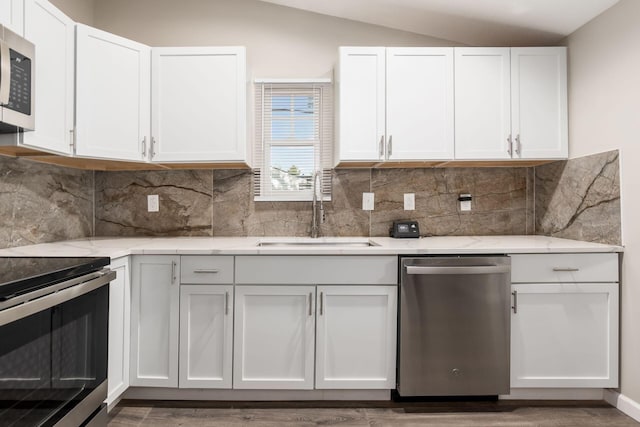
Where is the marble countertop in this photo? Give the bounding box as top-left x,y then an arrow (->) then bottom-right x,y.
0,235 -> 623,259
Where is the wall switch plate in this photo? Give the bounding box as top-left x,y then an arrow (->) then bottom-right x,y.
404,193 -> 415,210
362,192 -> 375,211
147,194 -> 159,212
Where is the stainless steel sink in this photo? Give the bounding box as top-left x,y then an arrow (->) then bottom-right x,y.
256,239 -> 378,247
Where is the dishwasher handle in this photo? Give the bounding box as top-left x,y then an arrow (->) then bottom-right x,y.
405,265 -> 510,275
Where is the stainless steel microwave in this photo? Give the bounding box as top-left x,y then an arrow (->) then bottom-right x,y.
0,24 -> 35,133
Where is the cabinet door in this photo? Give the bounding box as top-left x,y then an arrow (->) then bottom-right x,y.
337,47 -> 386,162
151,47 -> 246,162
454,48 -> 511,160
130,255 -> 179,387
0,0 -> 24,34
75,24 -> 150,161
179,285 -> 233,389
21,0 -> 74,155
316,286 -> 397,389
511,283 -> 619,388
233,285 -> 315,389
386,47 -> 454,160
107,257 -> 130,405
511,47 -> 568,159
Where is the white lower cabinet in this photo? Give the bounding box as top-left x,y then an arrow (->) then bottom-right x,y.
107,257 -> 130,405
315,286 -> 397,389
510,283 -> 619,388
233,285 -> 316,389
130,255 -> 180,387
179,285 -> 233,388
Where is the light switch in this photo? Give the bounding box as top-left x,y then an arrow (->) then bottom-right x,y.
404,193 -> 415,210
147,195 -> 159,212
362,192 -> 375,211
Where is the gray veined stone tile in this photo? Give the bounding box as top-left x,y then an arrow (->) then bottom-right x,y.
535,150 -> 621,245
0,156 -> 93,249
95,169 -> 213,237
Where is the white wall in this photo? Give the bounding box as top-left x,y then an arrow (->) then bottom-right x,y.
49,0 -> 93,25
567,0 -> 640,404
91,0 -> 460,78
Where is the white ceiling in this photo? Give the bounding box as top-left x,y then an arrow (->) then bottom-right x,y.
257,0 -> 620,45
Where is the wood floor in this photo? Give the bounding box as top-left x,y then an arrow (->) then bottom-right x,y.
108,400 -> 639,426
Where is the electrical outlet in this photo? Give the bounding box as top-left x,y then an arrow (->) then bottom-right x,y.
147,195 -> 159,212
404,193 -> 415,210
362,192 -> 375,211
459,193 -> 472,212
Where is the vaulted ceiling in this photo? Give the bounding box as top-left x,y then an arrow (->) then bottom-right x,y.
257,0 -> 620,45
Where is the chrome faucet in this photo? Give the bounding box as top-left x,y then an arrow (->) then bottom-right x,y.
310,171 -> 325,238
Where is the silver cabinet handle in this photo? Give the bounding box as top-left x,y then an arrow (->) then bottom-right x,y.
512,290 -> 518,314
141,136 -> 147,157
0,40 -> 10,105
507,135 -> 513,156
553,267 -> 580,272
320,292 -> 324,316
387,135 -> 393,158
225,291 -> 229,315
406,265 -> 510,275
515,134 -> 521,156
308,292 -> 313,316
171,261 -> 177,284
193,269 -> 220,274
379,135 -> 384,158
69,129 -> 75,151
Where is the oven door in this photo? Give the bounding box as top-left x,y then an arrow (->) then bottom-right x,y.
0,280 -> 109,426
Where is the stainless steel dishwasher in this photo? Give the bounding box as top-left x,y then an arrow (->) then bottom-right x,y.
397,256 -> 511,396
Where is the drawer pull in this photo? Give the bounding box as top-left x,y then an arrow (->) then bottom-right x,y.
320,292 -> 324,316
308,292 -> 313,316
225,291 -> 229,315
193,269 -> 220,274
511,290 -> 518,314
552,267 -> 580,272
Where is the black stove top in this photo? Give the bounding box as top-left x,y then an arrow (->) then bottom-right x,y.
0,257 -> 110,302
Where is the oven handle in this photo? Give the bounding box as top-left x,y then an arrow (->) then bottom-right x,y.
0,39 -> 11,105
405,265 -> 510,275
0,270 -> 115,327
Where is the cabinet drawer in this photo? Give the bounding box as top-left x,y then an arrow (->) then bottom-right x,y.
511,253 -> 618,283
180,256 -> 234,284
235,256 -> 398,285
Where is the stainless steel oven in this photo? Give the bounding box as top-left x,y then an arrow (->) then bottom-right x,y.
0,257 -> 114,426
0,24 -> 35,133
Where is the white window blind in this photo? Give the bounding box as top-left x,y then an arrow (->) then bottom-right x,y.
254,81 -> 333,201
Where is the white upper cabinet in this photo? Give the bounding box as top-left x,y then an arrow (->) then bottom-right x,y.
511,47 -> 568,159
20,0 -> 75,155
336,47 -> 386,162
386,48 -> 454,160
454,48 -> 511,160
150,47 -> 247,163
75,24 -> 150,161
337,46 -> 454,164
0,0 -> 24,34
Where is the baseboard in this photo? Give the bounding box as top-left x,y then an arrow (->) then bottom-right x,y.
123,387 -> 391,401
604,389 -> 640,422
500,388 -> 604,400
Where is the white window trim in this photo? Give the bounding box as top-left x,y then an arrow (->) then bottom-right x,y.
253,80 -> 333,202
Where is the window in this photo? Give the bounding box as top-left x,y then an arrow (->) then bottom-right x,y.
254,81 -> 333,201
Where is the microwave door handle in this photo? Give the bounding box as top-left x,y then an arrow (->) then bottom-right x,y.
0,40 -> 10,105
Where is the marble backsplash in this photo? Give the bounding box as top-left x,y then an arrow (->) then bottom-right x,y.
535,150 -> 621,245
0,149 -> 621,246
94,167 -> 535,238
0,156 -> 94,249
